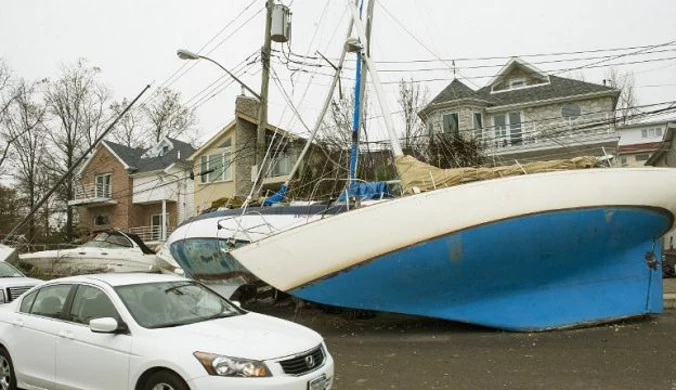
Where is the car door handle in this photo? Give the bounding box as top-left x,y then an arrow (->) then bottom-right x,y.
78,252 -> 86,255
101,252 -> 108,255
11,319 -> 24,327
58,330 -> 73,339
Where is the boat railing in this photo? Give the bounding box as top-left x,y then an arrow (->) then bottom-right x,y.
217,211 -> 278,243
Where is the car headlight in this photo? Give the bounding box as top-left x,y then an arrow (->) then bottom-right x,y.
193,352 -> 270,377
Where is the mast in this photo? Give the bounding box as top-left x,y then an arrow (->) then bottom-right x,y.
348,0 -> 365,184
347,0 -> 403,157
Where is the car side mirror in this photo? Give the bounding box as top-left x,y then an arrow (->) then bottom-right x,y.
89,317 -> 120,333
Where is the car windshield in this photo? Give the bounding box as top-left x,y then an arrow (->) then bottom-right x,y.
81,232 -> 133,249
114,281 -> 244,329
0,262 -> 24,277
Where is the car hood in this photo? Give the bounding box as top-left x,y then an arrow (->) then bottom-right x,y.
147,312 -> 322,361
0,276 -> 42,288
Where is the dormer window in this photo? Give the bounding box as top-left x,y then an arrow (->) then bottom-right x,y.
159,145 -> 170,157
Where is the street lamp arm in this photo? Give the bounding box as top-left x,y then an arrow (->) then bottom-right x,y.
198,55 -> 262,101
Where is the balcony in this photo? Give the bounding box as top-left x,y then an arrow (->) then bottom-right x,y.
68,183 -> 118,207
127,225 -> 175,244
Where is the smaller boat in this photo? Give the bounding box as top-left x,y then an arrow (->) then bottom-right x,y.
18,230 -> 168,276
166,204 -> 347,299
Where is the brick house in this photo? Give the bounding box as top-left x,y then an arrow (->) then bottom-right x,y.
419,57 -> 622,164
189,94 -> 306,213
68,137 -> 196,243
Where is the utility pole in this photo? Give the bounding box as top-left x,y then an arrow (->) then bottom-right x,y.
256,0 -> 274,186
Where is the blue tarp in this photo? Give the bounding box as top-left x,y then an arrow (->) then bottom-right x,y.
338,181 -> 391,202
262,183 -> 288,207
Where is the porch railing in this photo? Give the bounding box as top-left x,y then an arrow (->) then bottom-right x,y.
72,183 -> 112,201
127,225 -> 175,243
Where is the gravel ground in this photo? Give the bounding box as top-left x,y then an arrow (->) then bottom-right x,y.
245,300 -> 676,390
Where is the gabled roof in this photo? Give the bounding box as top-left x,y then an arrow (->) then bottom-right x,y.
103,140 -> 143,169
486,57 -> 550,90
428,79 -> 487,106
426,73 -> 618,112
78,139 -> 195,177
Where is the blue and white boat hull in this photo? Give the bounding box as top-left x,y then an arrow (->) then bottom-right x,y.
231,168 -> 676,331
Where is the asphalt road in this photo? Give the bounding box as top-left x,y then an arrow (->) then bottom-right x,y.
247,301 -> 676,390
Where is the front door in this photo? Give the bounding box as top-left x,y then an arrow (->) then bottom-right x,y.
10,284 -> 73,389
150,213 -> 168,242
54,284 -> 131,390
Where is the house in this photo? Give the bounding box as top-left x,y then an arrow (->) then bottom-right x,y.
418,57 -> 621,164
68,137 -> 196,243
188,94 -> 306,213
645,121 -> 676,252
616,120 -> 674,167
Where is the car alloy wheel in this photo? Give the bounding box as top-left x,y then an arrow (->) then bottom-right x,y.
151,385 -> 175,390
0,354 -> 12,390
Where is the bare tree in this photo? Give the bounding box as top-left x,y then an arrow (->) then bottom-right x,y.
109,98 -> 146,148
44,59 -> 111,240
606,67 -> 638,125
397,78 -> 428,154
143,87 -> 197,143
4,80 -> 48,242
0,59 -> 15,173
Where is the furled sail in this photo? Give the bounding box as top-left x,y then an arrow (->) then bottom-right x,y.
395,155 -> 601,194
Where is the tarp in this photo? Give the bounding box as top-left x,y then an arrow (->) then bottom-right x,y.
338,181 -> 391,202
395,155 -> 600,194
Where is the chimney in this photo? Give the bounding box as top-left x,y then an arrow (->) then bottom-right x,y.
235,94 -> 261,119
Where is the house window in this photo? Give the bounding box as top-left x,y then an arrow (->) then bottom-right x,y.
95,174 -> 111,198
561,104 -> 581,120
160,145 -> 170,156
642,127 -> 663,138
493,112 -> 522,147
199,146 -> 232,183
272,154 -> 292,177
473,113 -> 483,140
442,113 -> 459,137
635,153 -> 650,162
94,214 -> 110,226
509,78 -> 526,89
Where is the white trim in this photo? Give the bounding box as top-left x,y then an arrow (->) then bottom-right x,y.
487,57 -> 550,89
490,78 -> 552,95
484,90 -> 619,114
188,119 -> 237,161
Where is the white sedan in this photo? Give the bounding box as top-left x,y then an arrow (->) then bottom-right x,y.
0,273 -> 334,390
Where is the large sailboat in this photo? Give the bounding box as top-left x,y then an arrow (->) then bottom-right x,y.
223,0 -> 676,331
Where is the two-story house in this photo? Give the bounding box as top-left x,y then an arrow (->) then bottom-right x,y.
616,120 -> 673,167
418,57 -> 621,165
68,137 -> 196,243
189,94 -> 306,213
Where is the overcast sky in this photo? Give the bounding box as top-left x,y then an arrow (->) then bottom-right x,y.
1,0 -> 675,144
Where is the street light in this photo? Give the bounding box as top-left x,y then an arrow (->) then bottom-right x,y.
176,49 -> 262,101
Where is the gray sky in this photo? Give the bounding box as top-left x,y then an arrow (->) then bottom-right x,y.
1,0 -> 675,143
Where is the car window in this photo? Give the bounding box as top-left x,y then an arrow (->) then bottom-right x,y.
29,285 -> 72,319
19,290 -> 38,313
69,285 -> 120,325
